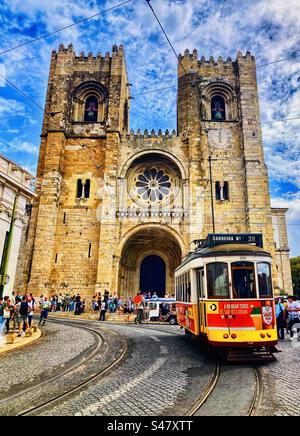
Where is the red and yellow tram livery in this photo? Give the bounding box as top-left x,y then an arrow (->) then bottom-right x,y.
175,234 -> 278,359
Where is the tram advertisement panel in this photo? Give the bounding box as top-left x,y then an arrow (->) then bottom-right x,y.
176,303 -> 196,334
206,300 -> 275,330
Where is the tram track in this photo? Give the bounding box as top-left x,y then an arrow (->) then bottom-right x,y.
248,367 -> 264,416
0,318 -> 128,416
61,321 -> 264,417
185,363 -> 263,416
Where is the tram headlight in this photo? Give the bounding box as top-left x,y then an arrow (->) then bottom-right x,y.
223,334 -> 229,339
267,333 -> 272,338
231,334 -> 237,339
260,333 -> 266,339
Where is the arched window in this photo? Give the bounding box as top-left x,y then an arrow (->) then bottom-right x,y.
215,181 -> 230,201
76,179 -> 83,199
223,182 -> 229,200
211,96 -> 226,121
84,179 -> 91,199
84,96 -> 98,122
215,182 -> 221,201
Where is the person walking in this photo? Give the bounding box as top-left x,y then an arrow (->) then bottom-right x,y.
39,297 -> 51,326
99,301 -> 107,321
97,294 -> 102,313
3,297 -> 13,334
103,290 -> 109,304
135,301 -> 144,324
287,296 -> 300,340
275,298 -> 285,340
19,296 -> 29,333
69,296 -> 75,312
13,298 -> 23,336
133,292 -> 142,306
27,296 -> 34,327
108,297 -> 115,314
75,294 -> 81,315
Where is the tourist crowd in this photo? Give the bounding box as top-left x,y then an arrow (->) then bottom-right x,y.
0,291 -> 36,336
275,296 -> 300,341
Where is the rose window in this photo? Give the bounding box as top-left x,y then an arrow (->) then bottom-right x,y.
135,168 -> 172,202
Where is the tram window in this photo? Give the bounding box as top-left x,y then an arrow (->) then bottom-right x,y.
197,269 -> 204,299
232,262 -> 256,299
257,262 -> 273,298
176,273 -> 191,302
207,263 -> 229,299
187,272 -> 191,302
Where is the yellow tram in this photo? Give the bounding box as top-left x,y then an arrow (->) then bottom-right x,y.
175,234 -> 278,360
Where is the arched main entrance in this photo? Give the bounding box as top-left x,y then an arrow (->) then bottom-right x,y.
117,226 -> 183,298
140,255 -> 166,297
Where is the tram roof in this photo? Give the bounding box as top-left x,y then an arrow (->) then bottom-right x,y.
178,244 -> 271,269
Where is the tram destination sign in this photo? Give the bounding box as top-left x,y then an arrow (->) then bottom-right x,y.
207,233 -> 263,248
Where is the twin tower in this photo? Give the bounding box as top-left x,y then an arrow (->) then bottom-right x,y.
17,43 -> 292,298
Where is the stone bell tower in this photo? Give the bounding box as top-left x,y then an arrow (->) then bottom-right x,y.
25,43 -> 130,296
177,49 -> 278,288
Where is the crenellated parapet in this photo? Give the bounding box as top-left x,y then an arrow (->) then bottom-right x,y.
51,43 -> 125,65
178,49 -> 256,77
124,128 -> 178,141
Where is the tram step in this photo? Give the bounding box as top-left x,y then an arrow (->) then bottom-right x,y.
227,348 -> 277,363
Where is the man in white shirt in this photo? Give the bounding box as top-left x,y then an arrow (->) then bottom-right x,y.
287,296 -> 300,339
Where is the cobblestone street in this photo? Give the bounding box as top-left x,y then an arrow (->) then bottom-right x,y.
0,322 -> 95,399
1,318 -> 299,416
257,338 -> 300,416
38,322 -> 216,416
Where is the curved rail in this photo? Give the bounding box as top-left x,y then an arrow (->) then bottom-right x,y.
248,367 -> 263,416
1,319 -> 128,416
185,364 -> 220,416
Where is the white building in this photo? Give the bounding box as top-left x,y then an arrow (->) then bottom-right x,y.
0,153 -> 35,297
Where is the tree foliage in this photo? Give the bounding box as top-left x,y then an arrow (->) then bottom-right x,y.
291,257 -> 300,297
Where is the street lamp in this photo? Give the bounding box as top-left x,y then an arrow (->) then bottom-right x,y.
205,128 -> 219,234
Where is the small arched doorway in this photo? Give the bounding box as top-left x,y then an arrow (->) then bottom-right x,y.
140,255 -> 166,297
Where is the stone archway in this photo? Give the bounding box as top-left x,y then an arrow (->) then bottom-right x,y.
117,226 -> 183,298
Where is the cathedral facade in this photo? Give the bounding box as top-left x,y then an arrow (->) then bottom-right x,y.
19,43 -> 293,299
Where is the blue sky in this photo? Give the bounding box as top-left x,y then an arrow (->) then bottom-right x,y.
0,0 -> 299,256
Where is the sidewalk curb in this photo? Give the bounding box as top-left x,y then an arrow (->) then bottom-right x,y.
0,329 -> 42,355
48,313 -> 173,326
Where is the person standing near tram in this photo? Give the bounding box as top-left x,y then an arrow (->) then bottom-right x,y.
287,296 -> 300,340
275,298 -> 285,340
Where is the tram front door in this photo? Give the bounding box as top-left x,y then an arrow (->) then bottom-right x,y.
196,268 -> 205,333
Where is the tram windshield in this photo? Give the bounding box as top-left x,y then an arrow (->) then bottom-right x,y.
207,263 -> 230,299
231,262 -> 256,299
257,262 -> 273,298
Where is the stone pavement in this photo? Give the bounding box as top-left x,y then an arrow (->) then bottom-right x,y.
0,321 -> 95,400
257,337 -> 300,416
39,323 -> 216,416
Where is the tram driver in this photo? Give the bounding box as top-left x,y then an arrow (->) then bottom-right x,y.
214,267 -> 229,297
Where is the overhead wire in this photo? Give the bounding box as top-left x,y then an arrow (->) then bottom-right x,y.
0,0 -> 135,56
